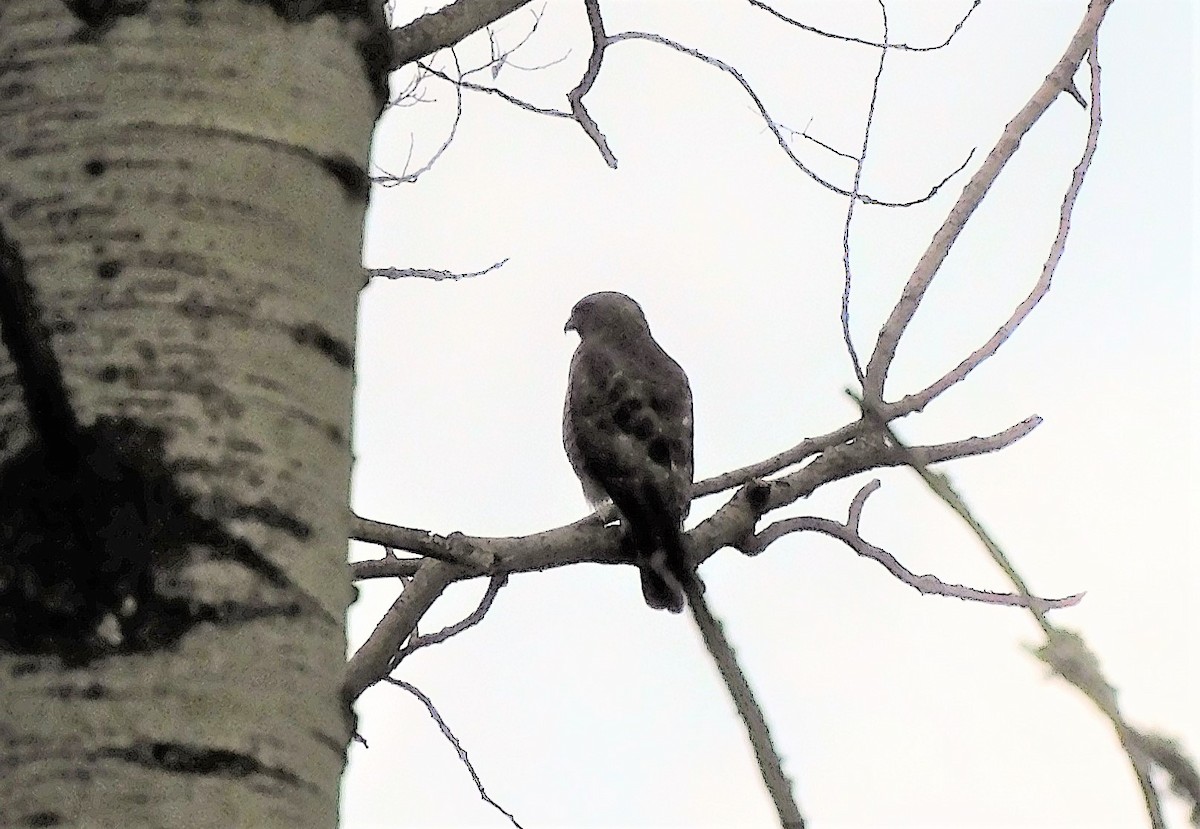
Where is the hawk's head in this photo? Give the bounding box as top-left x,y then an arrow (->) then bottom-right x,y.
564,291 -> 650,340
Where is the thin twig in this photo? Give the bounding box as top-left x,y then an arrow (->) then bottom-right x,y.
692,421 -> 863,499
840,0 -> 889,385
390,574 -> 509,667
366,258 -> 510,281
607,31 -> 970,207
797,120 -> 859,161
419,61 -> 571,117
389,678 -> 525,829
387,68 -> 430,109
463,4 -> 549,82
747,0 -> 981,52
373,52 -> 466,186
497,50 -> 572,73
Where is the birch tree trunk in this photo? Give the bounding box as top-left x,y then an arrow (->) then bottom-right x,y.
0,2 -> 387,825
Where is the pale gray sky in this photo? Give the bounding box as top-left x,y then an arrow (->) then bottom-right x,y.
345,2 -> 1196,826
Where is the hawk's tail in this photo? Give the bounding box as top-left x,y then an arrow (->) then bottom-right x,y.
634,486 -> 699,614
640,553 -> 685,613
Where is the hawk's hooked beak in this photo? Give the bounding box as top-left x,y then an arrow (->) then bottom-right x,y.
564,313 -> 578,334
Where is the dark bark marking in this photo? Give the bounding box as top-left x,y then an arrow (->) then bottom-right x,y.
94,261 -> 121,280
61,0 -> 147,36
289,321 -> 353,368
317,153 -> 370,202
11,660 -> 41,677
47,681 -> 110,700
209,495 -> 312,542
103,741 -> 314,790
0,221 -> 81,466
0,223 -> 318,659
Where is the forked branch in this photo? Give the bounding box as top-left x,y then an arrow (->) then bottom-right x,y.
861,0 -> 1116,404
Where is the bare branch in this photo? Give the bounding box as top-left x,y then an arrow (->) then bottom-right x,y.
746,481 -> 1082,612
347,560 -> 462,699
693,422 -> 863,500
705,414 -> 1041,523
391,574 -> 509,665
841,0 -> 889,386
350,516 -> 496,572
347,420 -> 1041,709
388,678 -> 525,829
396,4 -> 971,193
607,31 -> 969,207
906,416 -> 1042,465
862,0 -> 1116,403
852,356 -> 1196,828
747,0 -> 982,52
414,0 -> 614,167
386,67 -> 432,109
418,60 -> 571,117
346,415 -> 1041,699
464,4 -> 554,81
487,19 -> 502,77
796,119 -> 859,161
365,258 -> 510,282
855,395 -> 1051,634
889,25 -> 1105,416
845,478 -> 879,533
373,52 -> 466,186
566,0 -> 618,168
684,578 -> 805,827
1135,732 -> 1200,826
391,0 -> 535,69
1063,78 -> 1088,109
352,556 -> 422,581
497,50 -> 573,73
1034,634 -> 1170,829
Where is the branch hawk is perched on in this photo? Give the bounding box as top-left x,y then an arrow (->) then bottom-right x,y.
563,292 -> 696,612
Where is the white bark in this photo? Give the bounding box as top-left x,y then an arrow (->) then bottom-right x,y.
0,2 -> 379,825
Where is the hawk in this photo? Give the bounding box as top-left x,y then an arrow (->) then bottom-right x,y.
563,291 -> 695,613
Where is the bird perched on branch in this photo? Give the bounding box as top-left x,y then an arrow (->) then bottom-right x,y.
563,291 -> 696,612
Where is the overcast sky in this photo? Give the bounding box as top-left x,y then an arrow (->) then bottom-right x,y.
344,2 -> 1196,826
